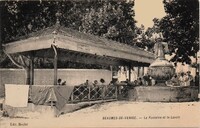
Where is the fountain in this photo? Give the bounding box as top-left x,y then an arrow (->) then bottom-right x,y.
128,35 -> 198,102
148,40 -> 175,86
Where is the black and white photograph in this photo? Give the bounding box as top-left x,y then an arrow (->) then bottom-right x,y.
0,0 -> 199,127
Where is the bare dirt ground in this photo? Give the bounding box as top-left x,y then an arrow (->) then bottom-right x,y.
0,101 -> 200,128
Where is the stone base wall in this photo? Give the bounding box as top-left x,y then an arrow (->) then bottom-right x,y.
128,86 -> 199,102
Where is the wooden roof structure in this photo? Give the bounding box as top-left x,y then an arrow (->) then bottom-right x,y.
3,23 -> 155,67
3,22 -> 156,85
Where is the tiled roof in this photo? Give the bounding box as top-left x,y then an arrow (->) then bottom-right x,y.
3,24 -> 155,65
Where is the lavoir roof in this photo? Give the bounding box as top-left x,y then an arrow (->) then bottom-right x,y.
3,23 -> 155,67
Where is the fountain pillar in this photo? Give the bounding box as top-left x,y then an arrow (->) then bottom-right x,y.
148,42 -> 175,86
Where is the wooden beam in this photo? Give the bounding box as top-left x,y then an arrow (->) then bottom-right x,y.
58,51 -> 123,66
3,35 -> 53,54
72,52 -> 81,56
57,35 -> 155,64
3,28 -> 155,65
32,48 -> 150,67
94,55 -> 104,60
3,50 -> 24,69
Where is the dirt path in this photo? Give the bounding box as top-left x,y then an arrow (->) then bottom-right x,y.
1,101 -> 200,128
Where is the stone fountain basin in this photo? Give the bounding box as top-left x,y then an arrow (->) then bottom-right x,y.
148,59 -> 175,82
128,86 -> 198,102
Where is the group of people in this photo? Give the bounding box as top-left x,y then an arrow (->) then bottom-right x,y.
81,78 -> 106,88
57,78 -> 107,87
131,71 -> 196,87
57,71 -> 197,87
133,75 -> 152,86
169,71 -> 194,86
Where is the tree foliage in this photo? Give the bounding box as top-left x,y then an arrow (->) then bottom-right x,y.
1,0 -> 136,44
159,0 -> 199,64
133,19 -> 161,52
133,25 -> 150,51
0,0 -> 137,68
80,1 -> 136,44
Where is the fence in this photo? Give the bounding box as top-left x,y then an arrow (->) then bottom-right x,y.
68,84 -> 131,103
69,85 -> 118,103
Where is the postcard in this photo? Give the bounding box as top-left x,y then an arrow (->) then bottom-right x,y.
0,0 -> 199,127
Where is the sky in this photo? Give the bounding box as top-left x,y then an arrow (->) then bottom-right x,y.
134,0 -> 166,28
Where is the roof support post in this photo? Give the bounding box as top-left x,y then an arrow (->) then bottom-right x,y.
110,65 -> 113,79
30,54 -> 34,85
25,68 -> 31,85
52,45 -> 58,85
141,66 -> 144,76
128,64 -> 131,82
137,67 -> 140,78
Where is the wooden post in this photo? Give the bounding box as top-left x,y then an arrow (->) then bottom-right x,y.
137,67 -> 140,78
54,54 -> 57,85
128,64 -> 131,81
110,65 -> 113,80
26,67 -> 31,85
52,45 -> 58,85
142,66 -> 144,76
115,86 -> 118,99
102,86 -> 105,100
105,85 -> 108,99
30,55 -> 34,85
88,86 -> 91,101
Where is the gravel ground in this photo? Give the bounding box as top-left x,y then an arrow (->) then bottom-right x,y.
0,101 -> 200,128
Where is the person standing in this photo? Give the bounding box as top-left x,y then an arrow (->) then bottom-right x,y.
179,72 -> 187,86
185,71 -> 193,86
171,74 -> 179,86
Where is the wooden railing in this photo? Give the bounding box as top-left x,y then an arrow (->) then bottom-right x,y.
69,85 -> 117,103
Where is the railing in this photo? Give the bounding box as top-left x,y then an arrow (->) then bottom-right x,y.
69,85 -> 118,103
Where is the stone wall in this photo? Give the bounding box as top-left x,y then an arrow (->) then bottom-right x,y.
128,86 -> 199,102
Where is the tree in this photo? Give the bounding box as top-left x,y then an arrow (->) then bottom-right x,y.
0,0 -> 137,68
159,0 -> 199,64
80,1 -> 136,44
134,19 -> 160,52
1,1 -> 71,43
1,0 -> 136,44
